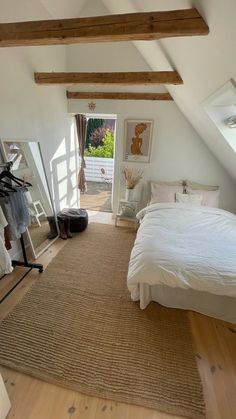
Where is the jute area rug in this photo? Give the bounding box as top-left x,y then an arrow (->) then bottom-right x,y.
0,223 -> 205,419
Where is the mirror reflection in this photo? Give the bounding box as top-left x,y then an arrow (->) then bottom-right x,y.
0,140 -> 58,258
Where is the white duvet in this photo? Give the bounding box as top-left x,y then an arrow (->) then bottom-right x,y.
127,203 -> 236,302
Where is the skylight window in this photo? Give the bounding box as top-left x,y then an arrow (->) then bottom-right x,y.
203,79 -> 236,152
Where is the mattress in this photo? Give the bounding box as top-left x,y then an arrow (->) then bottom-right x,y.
127,203 -> 236,323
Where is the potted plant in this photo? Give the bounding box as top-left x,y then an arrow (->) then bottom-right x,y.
122,167 -> 143,201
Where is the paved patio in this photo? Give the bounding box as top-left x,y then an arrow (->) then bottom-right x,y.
80,181 -> 112,212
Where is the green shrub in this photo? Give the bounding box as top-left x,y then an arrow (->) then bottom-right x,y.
84,130 -> 114,158
86,118 -> 104,147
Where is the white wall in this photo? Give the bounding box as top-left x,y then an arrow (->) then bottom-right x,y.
1,0 -> 236,225
0,46 -> 78,213
102,0 -> 236,184
68,98 -> 236,214
0,46 -> 79,258
0,0 -> 80,259
66,0 -> 236,217
65,0 -> 236,214
0,0 -> 79,214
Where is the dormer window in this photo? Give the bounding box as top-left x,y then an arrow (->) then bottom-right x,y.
203,79 -> 236,151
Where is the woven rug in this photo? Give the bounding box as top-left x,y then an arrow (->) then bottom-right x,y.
0,223 -> 205,419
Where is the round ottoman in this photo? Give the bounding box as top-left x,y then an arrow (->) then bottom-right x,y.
57,208 -> 88,233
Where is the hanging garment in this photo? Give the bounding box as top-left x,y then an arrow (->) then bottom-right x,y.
4,228 -> 11,250
8,188 -> 30,235
0,188 -> 30,241
0,206 -> 6,227
0,197 -> 20,241
0,207 -> 13,275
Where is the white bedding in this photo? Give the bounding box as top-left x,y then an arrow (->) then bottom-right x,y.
127,203 -> 236,307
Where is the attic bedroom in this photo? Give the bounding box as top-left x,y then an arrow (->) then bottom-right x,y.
0,1 -> 236,419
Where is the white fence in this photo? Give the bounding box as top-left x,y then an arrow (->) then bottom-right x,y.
84,157 -> 114,182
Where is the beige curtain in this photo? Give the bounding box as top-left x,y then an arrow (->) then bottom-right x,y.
75,114 -> 87,193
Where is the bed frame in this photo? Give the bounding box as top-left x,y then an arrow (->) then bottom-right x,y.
140,283 -> 236,324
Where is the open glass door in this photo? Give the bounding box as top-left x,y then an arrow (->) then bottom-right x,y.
79,114 -> 116,213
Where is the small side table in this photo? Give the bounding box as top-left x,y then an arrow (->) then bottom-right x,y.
115,200 -> 139,231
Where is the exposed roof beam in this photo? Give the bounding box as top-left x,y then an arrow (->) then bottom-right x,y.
0,9 -> 209,47
35,71 -> 183,86
66,91 -> 173,101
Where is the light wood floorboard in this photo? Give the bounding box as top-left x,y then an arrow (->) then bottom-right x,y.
0,212 -> 236,419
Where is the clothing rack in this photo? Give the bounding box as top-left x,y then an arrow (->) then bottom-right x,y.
0,161 -> 13,171
0,161 -> 43,304
11,235 -> 43,273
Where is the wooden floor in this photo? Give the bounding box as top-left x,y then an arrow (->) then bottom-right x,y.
0,211 -> 236,419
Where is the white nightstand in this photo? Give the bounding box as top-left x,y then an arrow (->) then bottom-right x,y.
115,200 -> 139,231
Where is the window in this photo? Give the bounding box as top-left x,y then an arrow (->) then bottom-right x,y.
203,79 -> 236,152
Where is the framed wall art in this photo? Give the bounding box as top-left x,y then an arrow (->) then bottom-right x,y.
123,119 -> 153,163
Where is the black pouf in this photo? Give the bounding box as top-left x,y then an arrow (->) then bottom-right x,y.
57,208 -> 88,233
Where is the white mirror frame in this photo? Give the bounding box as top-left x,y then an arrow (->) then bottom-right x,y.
0,138 -> 59,260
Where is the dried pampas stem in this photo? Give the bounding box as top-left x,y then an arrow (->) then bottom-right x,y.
122,167 -> 143,189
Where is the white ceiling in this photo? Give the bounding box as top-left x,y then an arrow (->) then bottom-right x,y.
40,0 -> 87,19
100,0 -> 236,182
1,0 -> 236,182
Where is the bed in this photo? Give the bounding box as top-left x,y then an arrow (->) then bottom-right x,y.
127,203 -> 236,324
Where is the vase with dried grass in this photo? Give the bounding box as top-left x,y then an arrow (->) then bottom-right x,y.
122,167 -> 143,201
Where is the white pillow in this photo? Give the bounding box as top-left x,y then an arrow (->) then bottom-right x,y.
176,193 -> 203,205
186,188 -> 220,208
185,180 -> 219,191
150,183 -> 183,204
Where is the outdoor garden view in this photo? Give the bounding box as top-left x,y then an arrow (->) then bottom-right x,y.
80,118 -> 115,212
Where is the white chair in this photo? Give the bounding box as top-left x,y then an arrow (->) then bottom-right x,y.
100,168 -> 112,185
31,200 -> 47,227
25,191 -> 47,227
26,191 -> 46,227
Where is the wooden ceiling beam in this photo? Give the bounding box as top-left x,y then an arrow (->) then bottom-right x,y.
34,71 -> 183,86
0,9 -> 209,47
66,91 -> 173,101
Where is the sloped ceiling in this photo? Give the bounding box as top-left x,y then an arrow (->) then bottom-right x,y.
101,0 -> 236,183
0,0 -> 51,21
1,0 -> 236,182
65,0 -> 169,94
41,0 -> 236,182
40,0 -> 87,19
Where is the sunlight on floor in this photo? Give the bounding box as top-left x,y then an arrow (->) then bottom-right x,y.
80,181 -> 112,212
87,210 -> 114,225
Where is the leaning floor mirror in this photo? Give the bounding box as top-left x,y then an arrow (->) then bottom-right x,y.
0,139 -> 59,259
